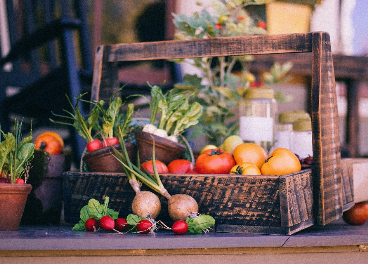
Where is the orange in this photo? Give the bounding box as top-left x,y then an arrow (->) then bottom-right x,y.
230,162 -> 261,175
233,143 -> 268,169
261,148 -> 301,175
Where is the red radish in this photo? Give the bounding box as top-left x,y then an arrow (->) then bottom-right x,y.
15,178 -> 25,184
103,137 -> 119,147
137,219 -> 153,234
115,218 -> 128,232
87,139 -> 103,152
85,218 -> 99,231
100,215 -> 115,231
172,220 -> 188,235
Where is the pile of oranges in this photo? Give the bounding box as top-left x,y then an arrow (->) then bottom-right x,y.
199,136 -> 301,176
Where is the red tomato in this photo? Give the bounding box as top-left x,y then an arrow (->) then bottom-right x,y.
168,159 -> 195,173
141,160 -> 169,174
103,137 -> 119,147
195,148 -> 235,174
187,170 -> 198,174
86,139 -> 103,152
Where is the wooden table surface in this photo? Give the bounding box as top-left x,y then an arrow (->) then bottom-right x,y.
0,219 -> 368,263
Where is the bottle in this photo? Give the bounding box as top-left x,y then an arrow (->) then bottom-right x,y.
291,117 -> 313,159
239,86 -> 276,151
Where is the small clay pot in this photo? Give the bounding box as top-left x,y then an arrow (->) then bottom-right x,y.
0,183 -> 32,231
82,142 -> 136,172
135,130 -> 186,165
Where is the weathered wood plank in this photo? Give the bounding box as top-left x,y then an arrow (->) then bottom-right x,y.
106,33 -> 313,62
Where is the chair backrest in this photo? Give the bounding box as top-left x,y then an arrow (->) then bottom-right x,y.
91,32 -> 343,226
0,0 -> 92,92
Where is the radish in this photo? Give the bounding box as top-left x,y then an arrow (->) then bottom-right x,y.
112,133 -> 198,222
131,191 -> 161,219
85,218 -> 99,232
115,218 -> 128,232
172,220 -> 188,235
137,219 -> 153,234
100,215 -> 115,231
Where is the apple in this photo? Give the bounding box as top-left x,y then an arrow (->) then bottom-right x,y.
343,202 -> 368,225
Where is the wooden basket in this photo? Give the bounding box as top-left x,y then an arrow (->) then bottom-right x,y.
64,32 -> 354,234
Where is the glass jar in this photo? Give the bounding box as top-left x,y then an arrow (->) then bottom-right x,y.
272,110 -> 311,151
239,87 -> 276,151
291,117 -> 313,159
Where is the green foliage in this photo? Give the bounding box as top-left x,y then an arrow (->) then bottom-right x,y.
0,119 -> 35,183
173,0 -> 293,145
186,214 -> 216,234
72,197 -> 119,231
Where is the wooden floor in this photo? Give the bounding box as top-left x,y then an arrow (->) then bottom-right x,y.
0,218 -> 367,263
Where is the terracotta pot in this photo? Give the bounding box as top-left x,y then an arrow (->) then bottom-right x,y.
82,142 -> 136,172
0,183 -> 32,231
22,151 -> 71,225
135,130 -> 187,165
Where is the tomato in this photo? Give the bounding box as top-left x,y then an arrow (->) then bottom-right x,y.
195,148 -> 235,174
86,139 -> 103,152
35,132 -> 63,154
260,148 -> 301,175
230,162 -> 261,175
141,160 -> 169,174
103,137 -> 119,147
168,159 -> 195,173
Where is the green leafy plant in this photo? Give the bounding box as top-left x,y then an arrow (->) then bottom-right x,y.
131,83 -> 202,142
0,119 -> 35,183
172,0 -> 293,145
72,196 -> 119,231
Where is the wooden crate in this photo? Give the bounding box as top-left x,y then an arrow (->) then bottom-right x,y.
64,169 -> 315,235
64,32 -> 354,234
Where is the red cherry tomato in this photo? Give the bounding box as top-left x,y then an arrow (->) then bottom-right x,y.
168,159 -> 195,173
86,139 -> 103,152
103,137 -> 119,147
195,148 -> 235,174
141,160 -> 169,174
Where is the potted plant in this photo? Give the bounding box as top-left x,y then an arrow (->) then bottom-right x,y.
132,83 -> 202,164
52,89 -> 136,172
0,119 -> 35,230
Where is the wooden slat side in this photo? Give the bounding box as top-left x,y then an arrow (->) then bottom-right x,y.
311,32 -> 343,225
106,33 -> 313,62
280,170 -> 313,227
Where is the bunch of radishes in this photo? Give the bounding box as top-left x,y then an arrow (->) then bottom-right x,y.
73,197 -> 213,235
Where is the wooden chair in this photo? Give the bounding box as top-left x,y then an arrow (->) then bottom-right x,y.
0,0 -> 93,165
90,32 -> 352,226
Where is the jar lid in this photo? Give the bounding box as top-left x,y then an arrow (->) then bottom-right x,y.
293,118 -> 312,131
279,110 -> 310,124
244,87 -> 274,99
